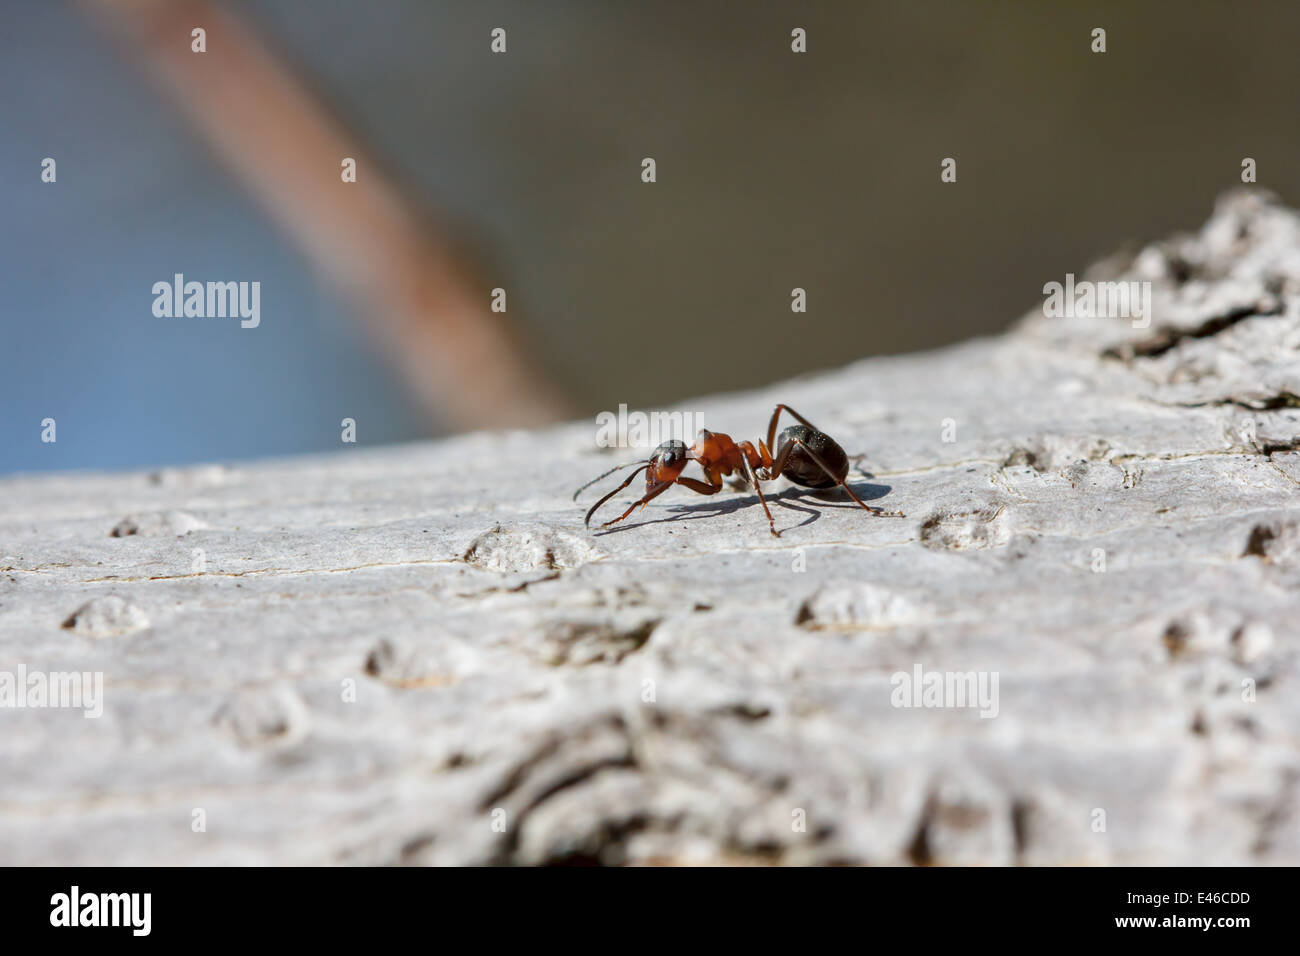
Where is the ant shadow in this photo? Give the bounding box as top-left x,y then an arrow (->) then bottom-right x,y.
592,477 -> 897,536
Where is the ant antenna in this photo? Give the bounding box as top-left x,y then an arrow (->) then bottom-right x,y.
572,459 -> 650,502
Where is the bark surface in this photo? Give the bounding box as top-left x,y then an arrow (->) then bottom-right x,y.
2,191 -> 1298,864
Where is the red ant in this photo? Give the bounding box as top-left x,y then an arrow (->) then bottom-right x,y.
574,404 -> 904,537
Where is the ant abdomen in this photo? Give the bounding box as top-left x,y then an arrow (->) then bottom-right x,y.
777,425 -> 849,488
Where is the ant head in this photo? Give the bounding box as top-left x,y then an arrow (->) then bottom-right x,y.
652,440 -> 687,465
647,439 -> 689,483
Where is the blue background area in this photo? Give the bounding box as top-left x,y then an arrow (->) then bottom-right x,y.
1,3 -> 423,473
4,0 -> 1299,475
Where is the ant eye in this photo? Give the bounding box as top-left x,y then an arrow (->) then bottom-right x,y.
655,440 -> 687,465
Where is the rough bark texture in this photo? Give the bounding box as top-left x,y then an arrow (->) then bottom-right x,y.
3,191 -> 1298,865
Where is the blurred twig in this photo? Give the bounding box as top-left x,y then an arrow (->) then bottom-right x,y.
82,0 -> 573,431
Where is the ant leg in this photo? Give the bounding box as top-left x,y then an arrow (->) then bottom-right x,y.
735,441 -> 779,536
674,476 -> 722,496
746,463 -> 780,537
765,404 -> 823,452
597,479 -> 674,529
605,474 -> 729,529
584,464 -> 650,527
773,438 -> 904,518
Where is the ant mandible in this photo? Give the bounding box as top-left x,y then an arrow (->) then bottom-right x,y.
573,404 -> 904,537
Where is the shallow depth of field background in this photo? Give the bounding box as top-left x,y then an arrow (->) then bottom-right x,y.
3,0 -> 1298,473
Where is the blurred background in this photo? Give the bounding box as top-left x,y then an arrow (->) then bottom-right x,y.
3,0 -> 1298,474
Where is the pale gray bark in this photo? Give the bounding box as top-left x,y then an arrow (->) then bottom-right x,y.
2,190 -> 1297,864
